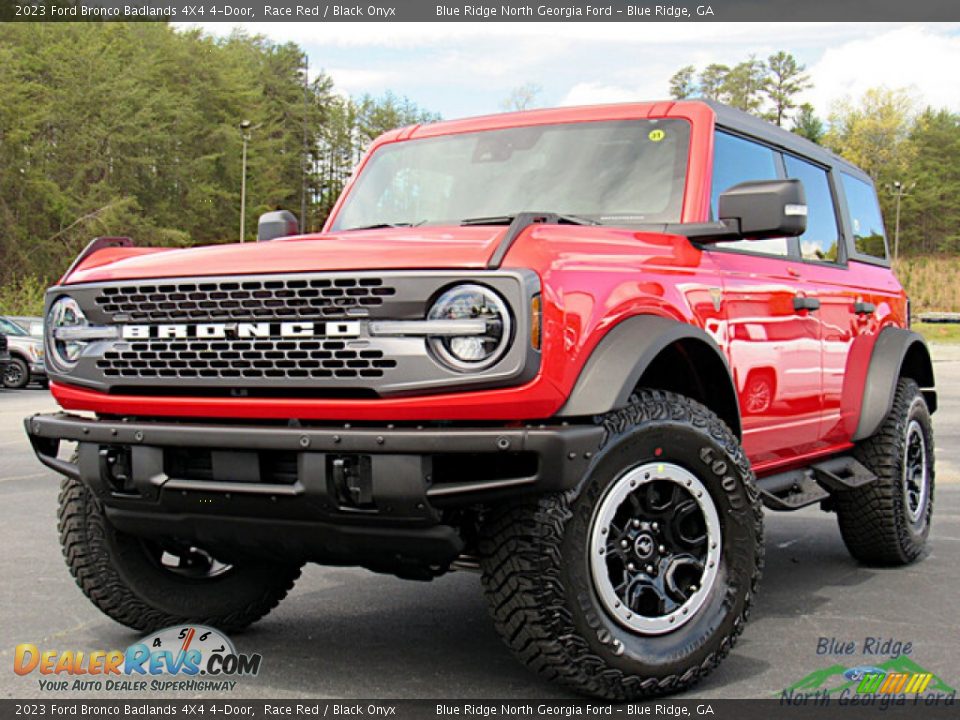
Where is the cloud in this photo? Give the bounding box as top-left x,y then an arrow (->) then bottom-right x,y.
803,25 -> 960,113
175,21 -> 904,48
325,68 -> 398,95
173,22 -> 960,117
560,82 -> 649,107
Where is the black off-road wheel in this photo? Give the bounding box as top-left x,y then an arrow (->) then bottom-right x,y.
478,390 -> 763,700
58,475 -> 302,633
835,378 -> 934,566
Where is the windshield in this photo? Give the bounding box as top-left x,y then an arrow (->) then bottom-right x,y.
331,119 -> 691,230
0,317 -> 27,336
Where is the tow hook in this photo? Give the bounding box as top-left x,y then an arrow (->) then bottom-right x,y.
330,455 -> 375,509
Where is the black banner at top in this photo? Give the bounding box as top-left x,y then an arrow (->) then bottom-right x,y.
2,0 -> 960,22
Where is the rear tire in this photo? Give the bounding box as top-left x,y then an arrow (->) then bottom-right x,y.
835,378 -> 934,565
58,475 -> 302,632
478,390 -> 763,699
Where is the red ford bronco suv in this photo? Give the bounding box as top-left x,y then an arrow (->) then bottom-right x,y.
26,100 -> 936,699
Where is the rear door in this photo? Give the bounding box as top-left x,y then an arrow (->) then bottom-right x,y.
707,131 -> 825,466
818,172 -> 902,444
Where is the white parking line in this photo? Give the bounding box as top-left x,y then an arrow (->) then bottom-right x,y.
0,472 -> 47,483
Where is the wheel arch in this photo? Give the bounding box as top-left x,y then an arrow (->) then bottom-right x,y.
557,315 -> 742,438
852,326 -> 936,442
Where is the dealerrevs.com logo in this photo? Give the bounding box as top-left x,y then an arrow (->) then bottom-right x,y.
13,625 -> 261,692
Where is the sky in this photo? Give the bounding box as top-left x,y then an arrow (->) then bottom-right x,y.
174,22 -> 960,121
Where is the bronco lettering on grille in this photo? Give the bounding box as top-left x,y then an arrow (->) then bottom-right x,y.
120,321 -> 362,340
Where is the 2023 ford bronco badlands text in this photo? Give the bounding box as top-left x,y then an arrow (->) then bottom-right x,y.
26,100 -> 936,699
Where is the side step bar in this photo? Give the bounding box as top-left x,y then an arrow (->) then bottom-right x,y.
757,456 -> 877,512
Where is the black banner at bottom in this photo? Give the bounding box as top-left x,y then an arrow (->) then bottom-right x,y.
3,699 -> 958,719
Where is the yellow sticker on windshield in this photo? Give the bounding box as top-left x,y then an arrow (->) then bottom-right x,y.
648,129 -> 666,142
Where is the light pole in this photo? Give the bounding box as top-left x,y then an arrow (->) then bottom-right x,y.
889,180 -> 915,262
300,52 -> 309,234
239,120 -> 252,243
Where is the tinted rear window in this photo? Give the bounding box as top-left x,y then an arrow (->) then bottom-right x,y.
784,155 -> 840,262
841,173 -> 888,260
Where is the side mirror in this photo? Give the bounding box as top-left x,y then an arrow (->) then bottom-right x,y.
257,210 -> 299,242
718,179 -> 807,240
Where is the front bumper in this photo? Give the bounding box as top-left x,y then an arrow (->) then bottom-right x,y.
25,412 -> 602,575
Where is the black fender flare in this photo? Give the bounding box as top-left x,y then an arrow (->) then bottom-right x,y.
556,315 -> 741,438
853,326 -> 937,442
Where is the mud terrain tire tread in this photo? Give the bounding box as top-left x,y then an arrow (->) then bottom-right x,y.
835,378 -> 934,566
478,390 -> 764,699
58,475 -> 301,633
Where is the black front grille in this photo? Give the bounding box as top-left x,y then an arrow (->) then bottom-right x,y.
96,338 -> 397,381
95,276 -> 397,322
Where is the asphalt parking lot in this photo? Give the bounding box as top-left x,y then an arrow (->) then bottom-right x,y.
1,347 -> 959,700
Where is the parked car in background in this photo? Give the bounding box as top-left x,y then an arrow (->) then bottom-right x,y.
0,333 -> 9,386
0,316 -> 47,388
9,316 -> 44,338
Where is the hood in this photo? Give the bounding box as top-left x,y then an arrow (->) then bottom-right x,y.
64,227 -> 505,285
6,334 -> 42,349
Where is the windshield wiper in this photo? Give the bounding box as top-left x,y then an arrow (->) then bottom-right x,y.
343,222 -> 415,231
485,212 -> 602,269
461,213 -> 600,227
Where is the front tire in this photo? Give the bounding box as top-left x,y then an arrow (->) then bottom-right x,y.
58,475 -> 302,632
835,378 -> 934,565
478,390 -> 763,699
3,357 -> 29,389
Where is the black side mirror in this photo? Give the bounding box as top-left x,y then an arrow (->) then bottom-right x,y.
257,210 -> 299,242
718,179 -> 807,240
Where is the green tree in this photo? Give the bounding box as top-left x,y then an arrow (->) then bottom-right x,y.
791,103 -> 824,143
824,87 -> 916,182
668,66 -> 697,99
0,23 -> 438,285
765,51 -> 811,126
698,64 -> 729,101
723,57 -> 767,113
897,109 -> 960,255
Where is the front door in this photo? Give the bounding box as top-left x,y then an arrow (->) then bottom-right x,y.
712,252 -> 824,465
707,131 -> 824,466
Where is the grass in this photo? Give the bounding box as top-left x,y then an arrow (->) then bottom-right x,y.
894,256 -> 960,314
913,322 -> 960,344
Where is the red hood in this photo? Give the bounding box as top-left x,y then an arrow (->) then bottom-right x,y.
64,227 -> 505,284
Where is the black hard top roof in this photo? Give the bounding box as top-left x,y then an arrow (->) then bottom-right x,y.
701,99 -> 870,182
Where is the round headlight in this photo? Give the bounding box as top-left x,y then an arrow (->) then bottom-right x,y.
427,284 -> 511,371
47,296 -> 89,368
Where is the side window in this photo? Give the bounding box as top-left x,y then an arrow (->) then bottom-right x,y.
783,154 -> 841,262
711,131 -> 790,257
840,173 -> 888,260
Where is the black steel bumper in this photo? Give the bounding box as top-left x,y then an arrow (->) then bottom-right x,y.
25,412 -> 602,575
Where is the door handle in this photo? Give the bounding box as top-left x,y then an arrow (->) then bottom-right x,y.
854,301 -> 876,315
793,296 -> 821,312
